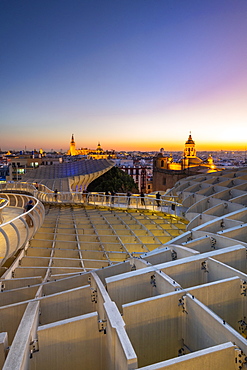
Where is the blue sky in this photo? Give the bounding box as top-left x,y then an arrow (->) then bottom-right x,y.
1,0 -> 247,152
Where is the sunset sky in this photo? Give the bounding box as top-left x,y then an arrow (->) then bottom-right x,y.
1,0 -> 247,152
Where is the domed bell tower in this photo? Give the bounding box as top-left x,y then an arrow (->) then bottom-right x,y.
184,132 -> 196,158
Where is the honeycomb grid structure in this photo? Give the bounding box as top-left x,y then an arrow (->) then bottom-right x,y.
1,167 -> 247,369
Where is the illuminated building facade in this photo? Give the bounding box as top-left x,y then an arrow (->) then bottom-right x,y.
67,134 -> 116,159
153,133 -> 218,191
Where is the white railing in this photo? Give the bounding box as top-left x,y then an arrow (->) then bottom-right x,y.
0,182 -> 186,217
0,182 -> 36,193
36,191 -> 186,218
0,182 -> 187,268
0,181 -> 52,195
0,197 -> 9,223
0,193 -> 45,266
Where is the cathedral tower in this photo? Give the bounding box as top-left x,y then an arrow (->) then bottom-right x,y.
69,134 -> 77,156
184,132 -> 196,158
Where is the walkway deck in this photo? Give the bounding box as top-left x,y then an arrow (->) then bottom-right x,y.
1,168 -> 247,369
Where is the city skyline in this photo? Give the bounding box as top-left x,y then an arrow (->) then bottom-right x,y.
1,0 -> 247,152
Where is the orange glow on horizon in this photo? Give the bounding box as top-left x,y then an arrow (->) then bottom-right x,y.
106,140 -> 247,152
6,137 -> 247,153
48,140 -> 247,153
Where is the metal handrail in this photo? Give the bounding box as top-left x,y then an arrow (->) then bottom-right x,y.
0,181 -> 186,217
0,182 -> 187,267
0,197 -> 9,223
0,193 -> 45,266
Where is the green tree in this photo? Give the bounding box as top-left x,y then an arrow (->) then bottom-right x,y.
87,167 -> 138,193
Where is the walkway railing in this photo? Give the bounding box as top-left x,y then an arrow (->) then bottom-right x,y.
0,182 -> 187,218
0,193 -> 45,266
0,181 -> 52,194
0,197 -> 9,223
0,182 -> 187,268
79,192 -> 187,218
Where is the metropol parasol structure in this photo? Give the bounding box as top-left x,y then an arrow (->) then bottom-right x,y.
0,158 -> 247,369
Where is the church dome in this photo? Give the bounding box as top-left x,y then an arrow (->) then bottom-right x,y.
185,134 -> 195,145
188,157 -> 202,165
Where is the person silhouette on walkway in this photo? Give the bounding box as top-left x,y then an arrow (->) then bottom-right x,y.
127,192 -> 131,206
140,191 -> 145,206
111,190 -> 115,204
156,192 -> 161,207
24,200 -> 33,227
54,189 -> 58,202
105,191 -> 110,203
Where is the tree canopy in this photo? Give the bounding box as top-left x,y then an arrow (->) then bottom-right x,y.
87,166 -> 138,193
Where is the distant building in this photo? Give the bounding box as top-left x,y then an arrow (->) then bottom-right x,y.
67,134 -> 116,159
153,133 -> 218,192
6,153 -> 62,181
117,163 -> 152,193
0,159 -> 9,182
6,155 -> 42,181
